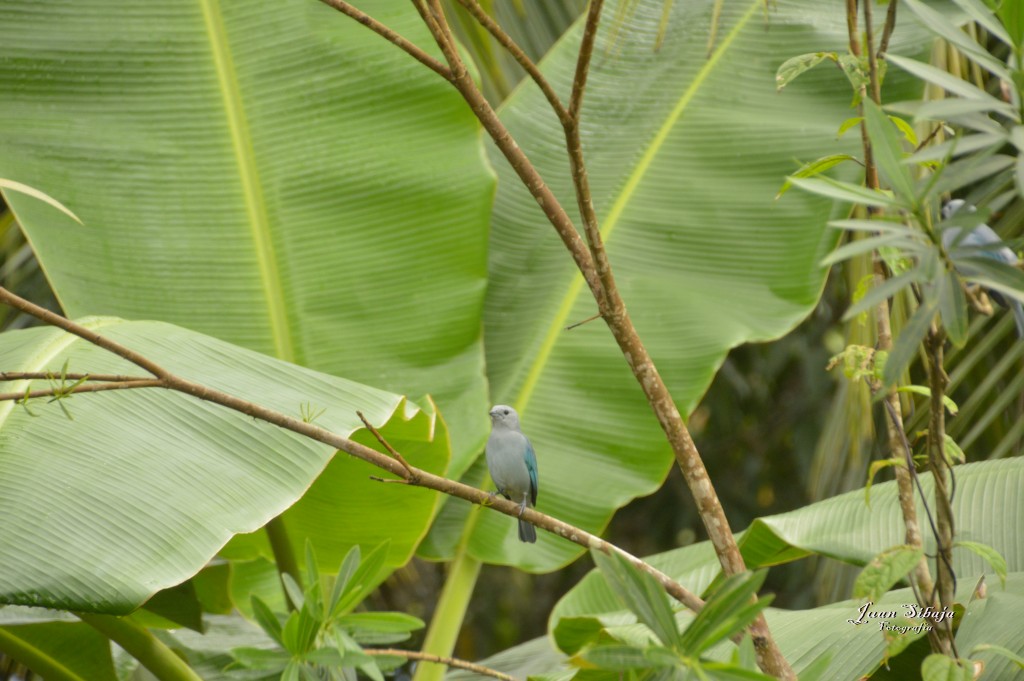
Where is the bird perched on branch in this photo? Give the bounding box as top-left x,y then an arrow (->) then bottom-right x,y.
941,199 -> 1024,338
486,405 -> 538,543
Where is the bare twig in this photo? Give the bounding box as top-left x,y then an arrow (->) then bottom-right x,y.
568,0 -> 604,122
863,0 -> 882,105
878,0 -> 899,57
358,409 -> 414,478
925,329 -> 957,656
365,648 -> 517,681
318,0 -> 451,79
0,380 -> 163,402
453,0 -> 569,124
565,312 -> 601,330
0,372 -> 150,382
0,285 -> 706,615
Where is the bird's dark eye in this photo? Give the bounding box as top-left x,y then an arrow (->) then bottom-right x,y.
503,409 -> 509,415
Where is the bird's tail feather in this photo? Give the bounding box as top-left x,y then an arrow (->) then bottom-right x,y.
518,519 -> 537,543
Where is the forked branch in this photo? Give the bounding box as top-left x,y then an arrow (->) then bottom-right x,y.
314,0 -> 794,676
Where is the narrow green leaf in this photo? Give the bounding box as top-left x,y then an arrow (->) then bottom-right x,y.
339,612 -> 424,644
282,662 -> 301,681
920,653 -> 974,681
844,268 -> 926,321
933,154 -> 1016,195
357,661 -> 385,681
281,574 -> 305,612
958,256 -> 1024,304
583,644 -> 673,670
853,545 -> 924,601
903,0 -> 1014,83
889,115 -> 919,147
955,541 -> 1008,587
916,97 -> 1013,121
883,299 -> 938,385
1015,127 -> 1024,199
678,571 -> 768,656
304,541 -> 321,610
939,269 -> 970,346
865,458 -> 902,507
590,549 -> 682,649
828,218 -> 916,235
776,154 -> 857,199
998,0 -> 1024,48
821,233 -> 921,267
788,177 -> 898,207
701,662 -> 776,681
230,646 -> 292,671
969,644 -> 1024,669
907,133 -> 1007,164
775,52 -> 834,91
952,0 -> 1014,46
885,54 -> 1013,115
942,434 -> 965,465
864,100 -> 916,202
837,117 -> 863,137
895,385 -> 959,415
329,546 -> 362,616
331,541 -> 390,618
250,595 -> 284,646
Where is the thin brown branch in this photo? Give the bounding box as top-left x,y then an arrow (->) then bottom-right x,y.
365,649 -> 517,681
863,0 -> 882,105
565,312 -> 601,330
568,0 -> 604,122
925,330 -> 957,656
0,286 -> 705,615
453,0 -> 569,125
878,0 -> 898,56
401,1 -> 605,305
317,0 -> 451,79
0,380 -> 163,402
358,410 -> 414,478
0,372 -> 150,382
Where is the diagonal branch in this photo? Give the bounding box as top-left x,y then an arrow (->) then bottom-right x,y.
0,380 -> 163,402
0,371 -> 150,382
319,1 -> 794,677
453,0 -> 569,124
0,286 -> 705,615
364,649 -> 516,681
318,0 -> 451,79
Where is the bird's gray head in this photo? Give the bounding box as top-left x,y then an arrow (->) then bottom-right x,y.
942,199 -> 974,221
488,404 -> 520,429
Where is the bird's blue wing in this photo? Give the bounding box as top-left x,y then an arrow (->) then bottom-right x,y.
523,438 -> 538,505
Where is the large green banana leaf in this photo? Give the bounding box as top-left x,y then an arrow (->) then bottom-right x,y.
467,0 -> 938,568
0,0 -> 492,478
552,457 -> 1024,623
0,608 -> 117,681
0,319 -> 448,612
543,458 -> 1024,679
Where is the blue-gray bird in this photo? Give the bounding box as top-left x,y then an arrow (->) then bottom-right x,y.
941,199 -> 1024,338
486,405 -> 538,543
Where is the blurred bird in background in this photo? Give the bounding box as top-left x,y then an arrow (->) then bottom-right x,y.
941,199 -> 1024,338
